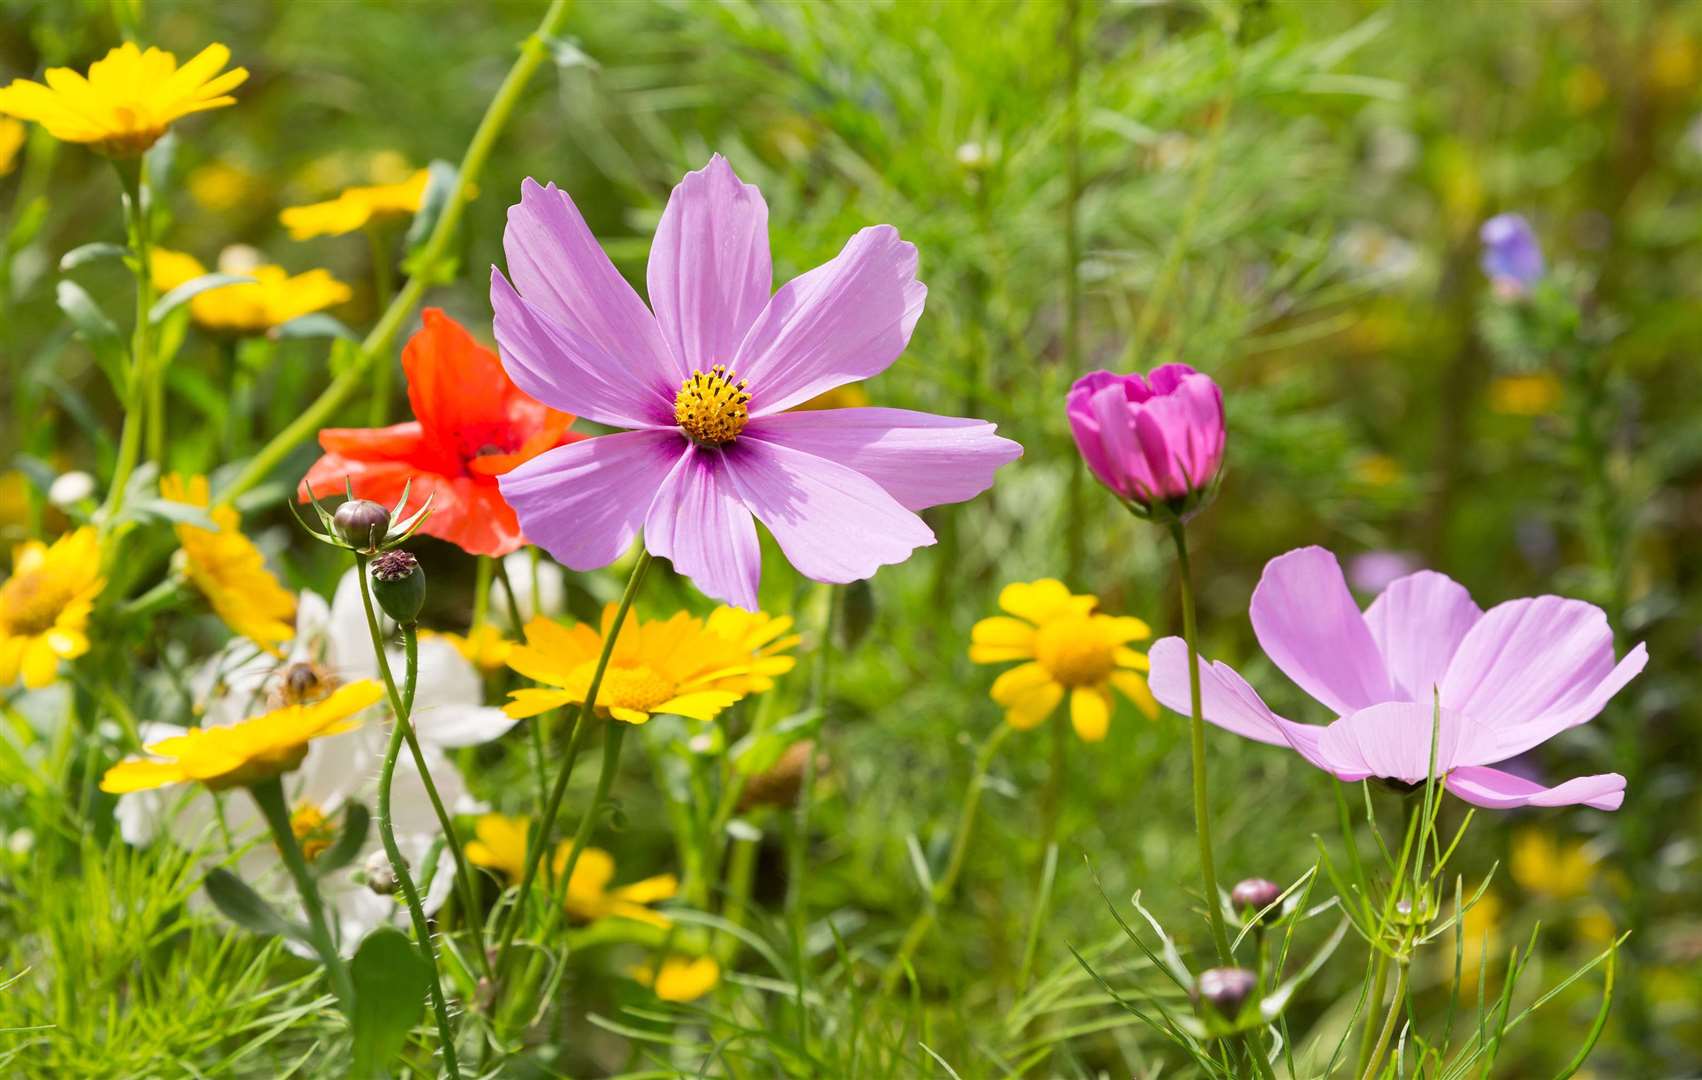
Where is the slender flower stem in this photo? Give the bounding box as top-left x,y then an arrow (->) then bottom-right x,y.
1018,711 -> 1068,991
546,722 -> 626,918
489,551 -> 652,991
248,776 -> 356,1012
492,558 -> 549,810
883,722 -> 1012,991
365,222 -> 396,426
100,160 -> 153,532
354,563 -> 489,978
219,0 -> 572,506
1359,958 -> 1410,1080
1168,519 -> 1233,965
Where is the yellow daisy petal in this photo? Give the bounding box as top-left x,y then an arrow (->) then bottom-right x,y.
1069,686 -> 1112,742
1004,681 -> 1064,730
1111,671 -> 1160,720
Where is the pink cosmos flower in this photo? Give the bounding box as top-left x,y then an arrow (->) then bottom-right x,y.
1066,364 -> 1224,515
1147,546 -> 1644,811
489,156 -> 1021,609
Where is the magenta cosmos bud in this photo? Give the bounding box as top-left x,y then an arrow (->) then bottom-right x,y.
1066,364 -> 1225,519
1194,966 -> 1258,1021
1231,877 -> 1282,918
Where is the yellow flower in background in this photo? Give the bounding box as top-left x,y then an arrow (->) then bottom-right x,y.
1453,891 -> 1503,983
465,813 -> 531,881
0,118 -> 24,176
1564,65 -> 1607,113
161,474 -> 296,655
1489,373 -> 1562,417
0,527 -> 104,689
280,167 -> 431,240
503,606 -> 764,724
630,955 -> 721,1002
1352,453 -> 1403,489
149,248 -> 350,334
0,43 -> 246,157
704,606 -> 801,693
970,579 -> 1157,741
1511,830 -> 1600,899
186,160 -> 256,211
558,846 -> 678,927
100,681 -> 380,793
423,624 -> 514,672
793,383 -> 872,411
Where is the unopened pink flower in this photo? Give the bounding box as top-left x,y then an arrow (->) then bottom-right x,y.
1066,364 -> 1224,516
490,156 -> 1021,609
1147,546 -> 1644,811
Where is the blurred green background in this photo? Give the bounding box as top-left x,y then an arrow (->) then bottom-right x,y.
2,0 -> 1699,1075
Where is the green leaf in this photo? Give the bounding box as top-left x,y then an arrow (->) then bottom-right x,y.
203,868 -> 309,945
350,928 -> 432,1079
58,243 -> 129,272
148,272 -> 253,324
126,496 -> 219,530
541,33 -> 598,71
314,802 -> 371,876
56,280 -> 128,397
270,312 -> 358,342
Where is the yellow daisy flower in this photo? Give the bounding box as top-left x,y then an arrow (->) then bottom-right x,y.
0,118 -> 24,176
280,167 -> 432,240
630,955 -> 721,1002
0,527 -> 104,690
161,474 -> 296,655
1511,830 -> 1600,900
149,249 -> 350,334
1488,373 -> 1562,417
503,606 -> 762,725
704,606 -> 801,693
969,579 -> 1158,742
422,623 -> 513,673
0,43 -> 246,157
99,681 -> 380,793
465,814 -> 679,926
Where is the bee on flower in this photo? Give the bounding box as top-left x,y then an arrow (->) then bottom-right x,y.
970,579 -> 1159,742
0,43 -> 246,157
0,527 -> 104,689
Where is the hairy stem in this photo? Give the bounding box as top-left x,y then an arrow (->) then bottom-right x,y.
249,776 -> 356,1012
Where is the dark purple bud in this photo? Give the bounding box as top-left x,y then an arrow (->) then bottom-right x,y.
1231,878 -> 1283,918
1195,967 -> 1258,1020
1479,213 -> 1544,294
332,498 -> 391,550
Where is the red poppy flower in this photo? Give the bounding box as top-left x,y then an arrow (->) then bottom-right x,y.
300,308 -> 581,556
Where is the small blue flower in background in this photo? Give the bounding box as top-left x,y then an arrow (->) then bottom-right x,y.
1479,212 -> 1545,294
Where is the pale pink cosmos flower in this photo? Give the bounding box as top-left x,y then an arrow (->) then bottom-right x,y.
1147,546 -> 1644,810
489,156 -> 1021,609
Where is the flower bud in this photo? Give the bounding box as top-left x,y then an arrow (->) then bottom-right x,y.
1194,966 -> 1257,1023
333,498 -> 391,550
364,849 -> 398,896
1231,877 -> 1282,920
1066,364 -> 1225,520
370,550 -> 426,624
1479,213 -> 1544,296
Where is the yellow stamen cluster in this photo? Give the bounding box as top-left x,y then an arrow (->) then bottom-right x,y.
674,365 -> 750,447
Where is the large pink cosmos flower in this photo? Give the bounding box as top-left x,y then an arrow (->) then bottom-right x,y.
1147,546 -> 1644,810
489,156 -> 1021,609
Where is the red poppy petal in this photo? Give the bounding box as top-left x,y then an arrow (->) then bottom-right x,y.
404,309 -> 513,445
300,456 -> 417,505
317,421 -> 427,460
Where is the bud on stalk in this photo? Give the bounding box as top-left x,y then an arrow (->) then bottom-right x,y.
370,550 -> 426,624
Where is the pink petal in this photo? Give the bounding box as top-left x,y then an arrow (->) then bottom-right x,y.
491,268 -> 674,429
648,155 -> 772,377
720,437 -> 934,585
743,408 -> 1021,511
644,445 -> 762,610
1444,765 -> 1625,811
1438,596 -> 1619,729
503,178 -> 683,383
1146,637 -> 1335,773
1362,571 -> 1483,701
1489,642 -> 1647,760
1316,701 -> 1486,784
497,429 -> 683,571
1250,547 -> 1395,716
734,225 -> 927,416
1089,379 -> 1159,500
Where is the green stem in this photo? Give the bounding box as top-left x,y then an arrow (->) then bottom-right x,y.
365,222 -> 396,426
547,723 -> 627,920
493,557 -> 549,811
249,776 -> 356,1012
1359,959 -> 1409,1080
355,564 -> 490,979
882,722 -> 1012,991
219,0 -> 573,506
1018,712 -> 1068,991
1169,519 -> 1233,965
99,160 -> 153,531
490,551 -> 652,992
357,594 -> 462,1077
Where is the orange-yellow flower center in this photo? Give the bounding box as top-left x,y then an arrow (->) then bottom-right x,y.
0,569 -> 68,636
569,661 -> 678,713
674,366 -> 750,447
289,802 -> 337,862
1033,617 -> 1115,687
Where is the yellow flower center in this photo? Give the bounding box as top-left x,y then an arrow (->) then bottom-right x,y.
0,569 -> 69,637
674,366 -> 750,447
289,802 -> 338,862
570,661 -> 678,713
1033,617 -> 1115,687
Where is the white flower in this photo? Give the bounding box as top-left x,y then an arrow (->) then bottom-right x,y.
488,550 -> 564,627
